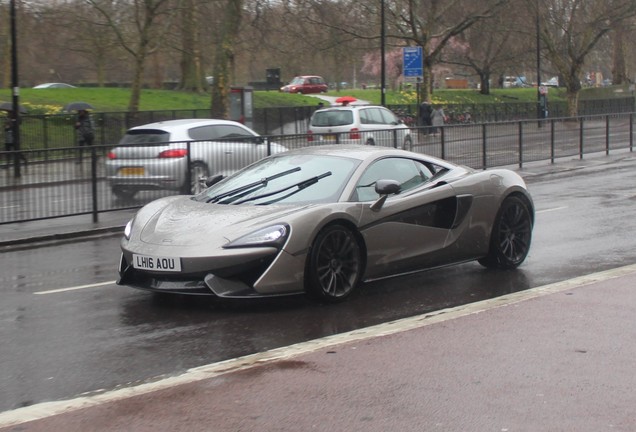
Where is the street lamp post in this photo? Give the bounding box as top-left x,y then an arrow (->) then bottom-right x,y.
535,0 -> 546,126
10,0 -> 21,177
380,0 -> 386,106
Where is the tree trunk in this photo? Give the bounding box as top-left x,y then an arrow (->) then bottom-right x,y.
612,24 -> 627,85
128,50 -> 147,114
179,0 -> 205,92
565,88 -> 580,117
210,0 -> 243,119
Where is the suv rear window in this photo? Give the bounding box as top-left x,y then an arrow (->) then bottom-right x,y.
311,110 -> 354,127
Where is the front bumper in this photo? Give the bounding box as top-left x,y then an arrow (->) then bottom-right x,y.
117,248 -> 306,298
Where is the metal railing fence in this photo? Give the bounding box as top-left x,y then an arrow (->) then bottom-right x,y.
8,97 -> 635,153
1,112 -> 634,225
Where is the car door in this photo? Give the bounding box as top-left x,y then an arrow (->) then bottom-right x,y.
353,157 -> 461,279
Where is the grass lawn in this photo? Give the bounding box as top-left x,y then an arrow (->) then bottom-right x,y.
0,85 -> 630,115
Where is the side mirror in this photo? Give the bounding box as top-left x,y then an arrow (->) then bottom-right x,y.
370,179 -> 401,211
205,174 -> 224,187
375,179 -> 401,195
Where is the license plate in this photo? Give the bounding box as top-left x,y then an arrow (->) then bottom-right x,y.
324,134 -> 337,141
120,167 -> 145,176
132,254 -> 181,272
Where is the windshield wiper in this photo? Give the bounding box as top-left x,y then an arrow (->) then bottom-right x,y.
233,171 -> 332,205
206,167 -> 301,204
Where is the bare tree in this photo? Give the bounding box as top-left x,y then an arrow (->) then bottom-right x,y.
444,1 -> 533,94
85,0 -> 182,112
533,0 -> 636,116
383,0 -> 510,101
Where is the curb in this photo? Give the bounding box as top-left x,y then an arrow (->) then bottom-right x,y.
0,226 -> 124,249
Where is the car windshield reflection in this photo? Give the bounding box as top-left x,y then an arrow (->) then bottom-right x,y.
195,154 -> 360,205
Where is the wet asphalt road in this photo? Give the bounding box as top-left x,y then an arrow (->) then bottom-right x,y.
1,154 -> 636,413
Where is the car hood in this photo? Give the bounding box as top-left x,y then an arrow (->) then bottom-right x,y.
138,196 -> 308,246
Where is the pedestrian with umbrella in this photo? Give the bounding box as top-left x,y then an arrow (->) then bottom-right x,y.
65,102 -> 95,164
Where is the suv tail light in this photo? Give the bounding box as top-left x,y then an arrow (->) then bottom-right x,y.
349,128 -> 360,140
307,130 -> 314,142
107,151 -> 117,160
159,149 -> 188,158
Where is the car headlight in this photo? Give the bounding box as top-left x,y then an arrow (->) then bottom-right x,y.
224,224 -> 289,249
124,219 -> 134,240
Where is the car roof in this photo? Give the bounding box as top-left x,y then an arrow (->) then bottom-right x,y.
313,104 -> 380,113
127,118 -> 245,132
281,144 -> 452,166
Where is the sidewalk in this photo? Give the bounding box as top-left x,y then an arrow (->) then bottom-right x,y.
0,209 -> 133,248
1,265 -> 635,431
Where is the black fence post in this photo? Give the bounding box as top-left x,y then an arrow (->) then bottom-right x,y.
184,141 -> 192,194
481,123 -> 487,169
579,117 -> 585,159
605,115 -> 610,155
630,113 -> 634,152
550,119 -> 555,164
518,121 -> 523,168
91,146 -> 98,222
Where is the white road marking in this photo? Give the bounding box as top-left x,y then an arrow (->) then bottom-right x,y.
34,281 -> 116,295
536,206 -> 568,214
3,263 -> 636,428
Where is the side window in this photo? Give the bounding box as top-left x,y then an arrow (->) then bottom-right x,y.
367,108 -> 385,125
188,125 -> 255,141
359,109 -> 371,125
353,158 -> 434,202
379,108 -> 399,125
215,125 -> 255,140
188,125 -> 220,141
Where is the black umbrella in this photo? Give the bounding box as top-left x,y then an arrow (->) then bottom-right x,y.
0,102 -> 28,113
63,101 -> 95,112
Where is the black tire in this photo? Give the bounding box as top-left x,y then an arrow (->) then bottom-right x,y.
306,224 -> 363,302
366,138 -> 375,146
112,186 -> 137,200
188,162 -> 209,195
479,196 -> 533,269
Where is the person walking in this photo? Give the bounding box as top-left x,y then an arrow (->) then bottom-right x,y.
75,109 -> 95,164
3,112 -> 27,169
419,101 -> 433,135
431,104 -> 446,136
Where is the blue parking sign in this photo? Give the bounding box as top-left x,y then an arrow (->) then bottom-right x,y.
403,47 -> 423,79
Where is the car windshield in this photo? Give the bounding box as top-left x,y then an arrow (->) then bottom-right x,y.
311,110 -> 354,127
119,129 -> 170,145
195,154 -> 361,205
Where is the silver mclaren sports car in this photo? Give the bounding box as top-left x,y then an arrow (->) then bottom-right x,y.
118,145 -> 534,302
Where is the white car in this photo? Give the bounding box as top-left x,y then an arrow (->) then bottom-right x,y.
105,119 -> 286,199
308,105 -> 412,149
33,82 -> 76,89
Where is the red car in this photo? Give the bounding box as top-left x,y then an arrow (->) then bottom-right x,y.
280,75 -> 328,94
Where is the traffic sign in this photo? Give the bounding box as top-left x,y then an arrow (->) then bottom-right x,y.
403,47 -> 423,79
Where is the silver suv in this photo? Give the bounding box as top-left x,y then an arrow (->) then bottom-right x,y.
308,105 -> 412,149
